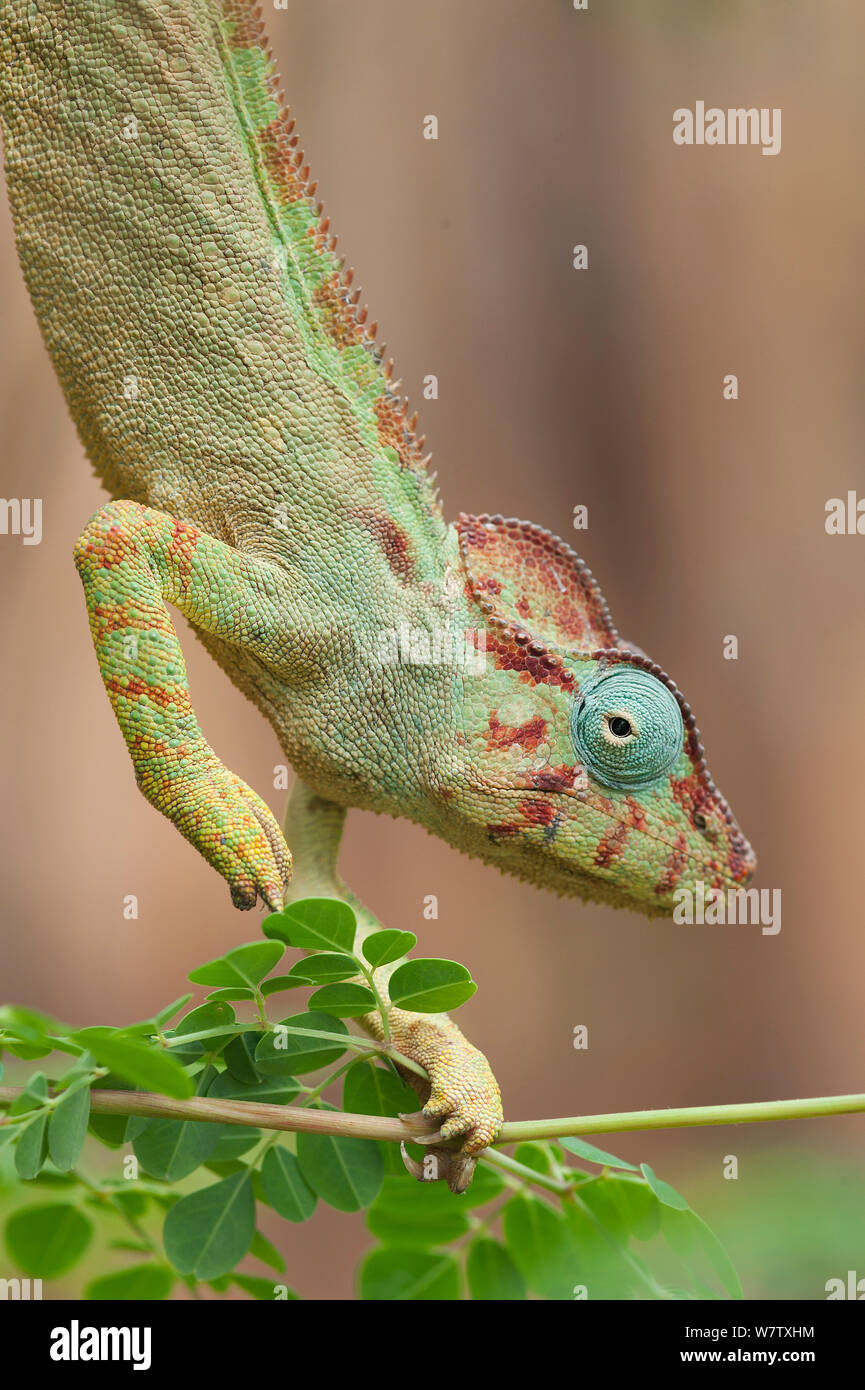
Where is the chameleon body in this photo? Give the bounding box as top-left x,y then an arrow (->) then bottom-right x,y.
0,0 -> 755,1179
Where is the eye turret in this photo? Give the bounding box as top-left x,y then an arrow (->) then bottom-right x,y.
570,669 -> 684,790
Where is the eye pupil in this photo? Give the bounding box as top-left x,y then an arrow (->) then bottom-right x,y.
609,716 -> 633,738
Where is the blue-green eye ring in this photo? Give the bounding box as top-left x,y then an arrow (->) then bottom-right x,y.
570,668 -> 684,790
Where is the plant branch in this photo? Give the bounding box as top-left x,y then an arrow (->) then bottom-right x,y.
480,1147 -> 571,1194
2,1087 -> 864,1144
497,1092 -> 865,1142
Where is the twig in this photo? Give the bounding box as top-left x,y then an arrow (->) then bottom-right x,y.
2,1087 -> 864,1144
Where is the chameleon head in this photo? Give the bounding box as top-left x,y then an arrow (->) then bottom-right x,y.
436,515 -> 755,917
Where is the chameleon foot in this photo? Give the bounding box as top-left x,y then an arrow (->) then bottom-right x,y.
140,756 -> 291,912
388,1013 -> 503,1190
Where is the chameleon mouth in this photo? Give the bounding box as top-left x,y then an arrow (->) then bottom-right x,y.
595,801 -> 757,886
534,837 -> 754,915
488,785 -> 756,893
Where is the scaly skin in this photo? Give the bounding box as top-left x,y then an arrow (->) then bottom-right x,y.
73,501 -> 296,910
0,0 -> 755,1172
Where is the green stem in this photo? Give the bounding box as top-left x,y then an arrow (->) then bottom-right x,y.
0,1032 -> 84,1060
358,963 -> 391,1046
159,1023 -> 267,1047
157,1021 -> 426,1078
481,1148 -> 571,1195
2,1087 -> 864,1144
0,1068 -> 105,1127
300,1055 -> 363,1109
498,1092 -> 865,1142
74,1169 -> 161,1259
244,1129 -> 282,1168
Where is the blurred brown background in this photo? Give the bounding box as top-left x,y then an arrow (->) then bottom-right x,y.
1,0 -> 864,1297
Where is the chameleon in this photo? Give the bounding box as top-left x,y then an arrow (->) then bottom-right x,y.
0,0 -> 755,1190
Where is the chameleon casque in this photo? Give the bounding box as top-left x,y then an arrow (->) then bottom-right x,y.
0,0 -> 755,1189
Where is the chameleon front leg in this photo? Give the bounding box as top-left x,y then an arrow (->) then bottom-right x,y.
74,500 -> 295,911
283,779 -> 503,1191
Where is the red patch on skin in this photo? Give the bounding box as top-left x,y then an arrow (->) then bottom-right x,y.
726,840 -> 751,884
167,520 -> 198,593
684,728 -> 704,765
223,0 -> 267,49
91,604 -> 150,636
671,773 -> 754,884
530,764 -> 580,792
477,577 -> 502,598
486,713 -> 548,754
130,734 -> 168,762
518,799 -> 558,827
106,676 -> 192,713
456,514 -> 619,650
314,273 -> 362,350
350,508 -> 415,580
486,822 -> 521,841
130,733 -> 197,767
458,517 -> 492,549
594,820 -> 629,869
373,394 -> 411,469
485,633 -> 574,689
624,795 -> 648,832
84,525 -> 127,569
656,834 -> 689,894
670,773 -> 713,829
670,774 -> 753,885
257,117 -> 306,206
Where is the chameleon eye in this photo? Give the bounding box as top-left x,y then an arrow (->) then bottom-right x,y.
570,669 -> 683,790
607,715 -> 633,739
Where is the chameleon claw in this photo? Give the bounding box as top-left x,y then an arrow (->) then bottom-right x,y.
443,1151 -> 477,1195
399,1142 -> 426,1180
230,882 -> 258,911
414,1128 -> 446,1146
400,1141 -> 476,1194
261,884 -> 288,914
439,1117 -> 473,1143
398,1109 -> 441,1134
399,1111 -> 479,1188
